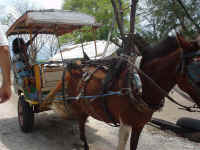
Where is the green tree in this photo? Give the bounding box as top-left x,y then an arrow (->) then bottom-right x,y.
61,0 -> 130,44
138,0 -> 200,42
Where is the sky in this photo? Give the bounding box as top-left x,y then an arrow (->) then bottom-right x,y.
29,0 -> 63,9
0,0 -> 64,60
0,0 -> 63,9
0,0 -> 64,20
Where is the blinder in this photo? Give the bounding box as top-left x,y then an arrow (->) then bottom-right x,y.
175,34 -> 200,91
177,49 -> 200,89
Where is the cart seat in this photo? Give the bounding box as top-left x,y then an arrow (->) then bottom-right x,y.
35,64 -> 64,93
41,68 -> 63,92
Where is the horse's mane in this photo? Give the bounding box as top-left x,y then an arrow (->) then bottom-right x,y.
142,36 -> 178,63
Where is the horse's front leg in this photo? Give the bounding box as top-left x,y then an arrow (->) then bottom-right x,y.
130,126 -> 144,150
117,121 -> 131,150
79,114 -> 89,150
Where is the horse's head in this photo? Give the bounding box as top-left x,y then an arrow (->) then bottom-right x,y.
175,34 -> 200,107
141,34 -> 200,108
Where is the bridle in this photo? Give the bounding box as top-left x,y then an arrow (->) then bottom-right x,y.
131,35 -> 200,113
175,34 -> 200,111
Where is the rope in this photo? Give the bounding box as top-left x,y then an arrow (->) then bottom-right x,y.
102,15 -> 116,58
80,31 -> 85,54
75,55 -> 197,112
78,30 -> 90,60
54,25 -> 65,67
92,28 -> 98,59
56,91 -> 123,101
56,35 -> 64,66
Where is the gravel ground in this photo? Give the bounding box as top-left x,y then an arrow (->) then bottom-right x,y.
0,75 -> 199,150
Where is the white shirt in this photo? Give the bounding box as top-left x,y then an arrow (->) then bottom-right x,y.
0,27 -> 8,46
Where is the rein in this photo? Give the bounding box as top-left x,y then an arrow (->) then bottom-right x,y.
118,54 -> 200,113
62,55 -> 189,113
138,66 -> 199,112
61,37 -> 200,127
59,90 -> 128,101
175,35 -> 200,112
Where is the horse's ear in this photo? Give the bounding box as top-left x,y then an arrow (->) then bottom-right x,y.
176,32 -> 194,50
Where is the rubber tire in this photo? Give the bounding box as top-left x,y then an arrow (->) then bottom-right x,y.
176,117 -> 200,131
151,117 -> 192,133
18,95 -> 34,133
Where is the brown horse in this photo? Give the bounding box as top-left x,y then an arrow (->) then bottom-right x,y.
49,35 -> 199,150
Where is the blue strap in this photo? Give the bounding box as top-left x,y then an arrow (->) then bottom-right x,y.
54,91 -> 122,101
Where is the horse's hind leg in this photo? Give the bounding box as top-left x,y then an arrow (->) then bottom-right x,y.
117,122 -> 131,150
79,114 -> 89,150
130,127 -> 143,150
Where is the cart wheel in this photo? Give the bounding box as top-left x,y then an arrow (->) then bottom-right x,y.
18,95 -> 34,133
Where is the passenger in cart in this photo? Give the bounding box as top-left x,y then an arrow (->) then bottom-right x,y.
12,36 -> 38,100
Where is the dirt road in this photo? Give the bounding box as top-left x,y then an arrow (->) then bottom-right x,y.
0,81 -> 199,149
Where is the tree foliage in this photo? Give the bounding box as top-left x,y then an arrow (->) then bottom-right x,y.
138,0 -> 200,42
61,0 -> 130,44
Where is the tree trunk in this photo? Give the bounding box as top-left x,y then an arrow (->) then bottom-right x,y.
130,0 -> 138,34
128,0 -> 140,55
110,0 -> 125,40
110,0 -> 141,55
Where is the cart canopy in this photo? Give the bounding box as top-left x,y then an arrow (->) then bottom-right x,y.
7,9 -> 101,36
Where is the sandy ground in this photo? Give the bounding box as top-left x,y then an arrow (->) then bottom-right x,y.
0,75 -> 199,150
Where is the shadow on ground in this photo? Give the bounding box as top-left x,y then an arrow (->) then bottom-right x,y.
147,118 -> 200,143
0,112 -> 115,150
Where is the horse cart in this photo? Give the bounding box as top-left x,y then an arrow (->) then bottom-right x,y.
7,9 -> 102,133
7,9 -> 200,150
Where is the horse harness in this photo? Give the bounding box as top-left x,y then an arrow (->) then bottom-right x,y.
61,55 -> 167,126
61,35 -> 200,126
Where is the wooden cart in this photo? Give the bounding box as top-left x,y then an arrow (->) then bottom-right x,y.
7,9 -> 101,132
